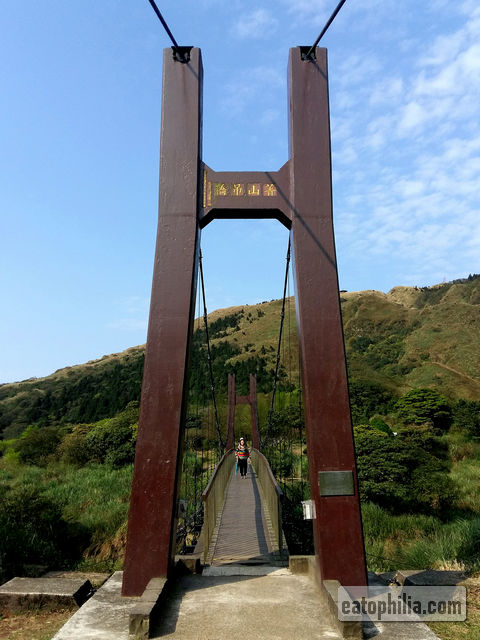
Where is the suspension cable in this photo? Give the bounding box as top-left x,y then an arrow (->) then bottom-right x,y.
146,0 -> 190,62
199,249 -> 225,452
305,0 -> 348,59
262,238 -> 291,447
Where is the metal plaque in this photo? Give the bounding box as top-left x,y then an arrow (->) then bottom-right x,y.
318,471 -> 354,496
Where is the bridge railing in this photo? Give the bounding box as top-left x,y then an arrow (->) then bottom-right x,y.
201,448 -> 235,564
250,448 -> 284,557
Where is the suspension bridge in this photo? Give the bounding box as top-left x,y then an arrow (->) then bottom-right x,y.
115,38 -> 369,635
55,2 -> 401,638
46,2 -> 449,638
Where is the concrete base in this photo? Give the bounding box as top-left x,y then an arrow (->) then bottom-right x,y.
43,571 -> 111,589
129,577 -> 168,640
288,555 -> 362,640
49,567 -> 447,639
322,579 -> 363,640
0,577 -> 93,612
52,572 -> 139,639
364,571 -> 440,639
151,571 -> 343,639
288,556 -> 442,640
203,565 -> 290,577
174,555 -> 202,575
395,570 -> 466,586
288,555 -> 311,575
51,568 -> 344,640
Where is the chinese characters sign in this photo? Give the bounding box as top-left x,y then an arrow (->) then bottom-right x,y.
203,168 -> 278,209
213,182 -> 277,197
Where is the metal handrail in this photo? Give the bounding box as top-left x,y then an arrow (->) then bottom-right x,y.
250,448 -> 284,556
201,448 -> 235,563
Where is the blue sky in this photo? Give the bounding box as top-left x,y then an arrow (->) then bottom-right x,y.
1,1 -> 479,383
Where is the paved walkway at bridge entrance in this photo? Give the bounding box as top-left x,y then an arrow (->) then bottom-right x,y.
151,569 -> 343,639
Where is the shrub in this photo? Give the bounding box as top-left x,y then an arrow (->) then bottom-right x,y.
395,388 -> 452,432
57,424 -> 91,465
452,399 -> 480,438
273,450 -> 296,477
281,482 -> 313,555
369,416 -> 393,435
84,420 -> 136,468
13,425 -> 67,466
58,402 -> 139,468
355,428 -> 456,514
349,381 -> 395,425
0,482 -> 86,582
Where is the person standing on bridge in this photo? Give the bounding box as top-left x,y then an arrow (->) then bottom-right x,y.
235,437 -> 250,478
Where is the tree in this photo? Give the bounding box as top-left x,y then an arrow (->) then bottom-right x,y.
395,388 -> 452,432
0,483 -> 87,582
13,425 -> 67,466
452,399 -> 480,438
349,381 -> 395,425
354,428 -> 456,514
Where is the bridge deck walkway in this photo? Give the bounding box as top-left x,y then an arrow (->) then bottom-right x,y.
209,464 -> 275,566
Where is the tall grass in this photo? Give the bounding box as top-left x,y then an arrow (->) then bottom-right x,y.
362,503 -> 480,574
0,461 -> 133,574
41,463 -> 133,544
450,459 -> 480,513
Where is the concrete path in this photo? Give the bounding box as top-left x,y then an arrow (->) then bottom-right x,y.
211,468 -> 272,565
52,572 -> 138,640
51,569 -> 441,639
151,569 -> 342,640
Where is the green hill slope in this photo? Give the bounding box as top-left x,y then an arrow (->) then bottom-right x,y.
1,276 -> 479,438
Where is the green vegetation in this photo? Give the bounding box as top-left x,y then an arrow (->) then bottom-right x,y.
394,388 -> 452,431
0,463 -> 132,582
0,348 -> 144,439
362,502 -> 480,574
1,276 -> 480,584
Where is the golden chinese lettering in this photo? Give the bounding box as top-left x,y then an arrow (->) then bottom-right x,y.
231,183 -> 245,196
214,182 -> 228,197
263,183 -> 277,197
247,183 -> 260,196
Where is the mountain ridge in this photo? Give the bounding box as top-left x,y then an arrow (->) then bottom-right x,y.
1,277 -> 479,439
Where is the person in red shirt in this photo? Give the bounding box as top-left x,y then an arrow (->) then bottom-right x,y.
235,437 -> 250,478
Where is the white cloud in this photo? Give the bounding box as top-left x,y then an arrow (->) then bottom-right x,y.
280,0 -> 330,26
369,77 -> 403,106
231,8 -> 278,39
108,296 -> 149,332
220,65 -> 284,116
397,101 -> 427,133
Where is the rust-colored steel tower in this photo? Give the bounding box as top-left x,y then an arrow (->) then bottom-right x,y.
122,46 -> 367,596
225,373 -> 260,451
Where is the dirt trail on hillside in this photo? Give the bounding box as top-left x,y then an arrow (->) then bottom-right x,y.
432,362 -> 480,387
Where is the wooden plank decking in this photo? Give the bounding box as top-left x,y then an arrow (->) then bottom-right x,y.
210,466 -> 273,565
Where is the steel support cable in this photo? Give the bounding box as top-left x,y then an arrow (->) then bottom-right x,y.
193,285 -> 202,536
146,0 -> 189,61
305,0 -> 348,59
262,239 -> 291,448
199,250 -> 225,452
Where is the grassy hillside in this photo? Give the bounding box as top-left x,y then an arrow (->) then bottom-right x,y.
1,276 -> 480,608
1,275 -> 479,439
343,277 -> 480,399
